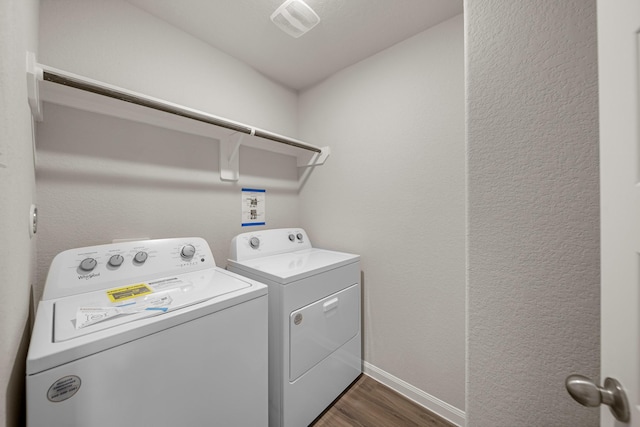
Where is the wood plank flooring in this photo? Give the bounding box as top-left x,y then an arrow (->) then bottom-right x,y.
311,374 -> 457,427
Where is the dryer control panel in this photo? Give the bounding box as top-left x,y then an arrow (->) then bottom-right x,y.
229,228 -> 312,262
43,237 -> 215,300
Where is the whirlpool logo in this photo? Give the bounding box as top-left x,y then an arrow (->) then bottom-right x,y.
78,273 -> 100,280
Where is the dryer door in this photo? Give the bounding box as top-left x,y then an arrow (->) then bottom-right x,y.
289,283 -> 360,382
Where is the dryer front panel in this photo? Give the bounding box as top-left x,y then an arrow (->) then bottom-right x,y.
289,283 -> 360,382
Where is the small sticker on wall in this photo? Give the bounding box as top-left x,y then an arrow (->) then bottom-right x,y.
242,188 -> 265,227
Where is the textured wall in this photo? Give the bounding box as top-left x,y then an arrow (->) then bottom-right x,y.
299,15 -> 465,416
465,1 -> 600,426
36,0 -> 301,301
0,0 -> 39,426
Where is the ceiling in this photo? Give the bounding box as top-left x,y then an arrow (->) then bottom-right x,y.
125,0 -> 463,91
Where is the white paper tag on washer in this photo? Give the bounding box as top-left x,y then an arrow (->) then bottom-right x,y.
75,295 -> 173,329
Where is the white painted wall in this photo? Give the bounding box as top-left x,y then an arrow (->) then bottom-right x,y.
465,1 -> 600,426
0,0 -> 39,426
298,15 -> 466,423
35,0 -> 301,301
39,0 -> 297,135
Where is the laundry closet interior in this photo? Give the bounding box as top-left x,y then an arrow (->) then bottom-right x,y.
10,0 -> 601,426
31,1 -> 465,423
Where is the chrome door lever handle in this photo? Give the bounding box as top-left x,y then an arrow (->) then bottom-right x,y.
565,375 -> 630,423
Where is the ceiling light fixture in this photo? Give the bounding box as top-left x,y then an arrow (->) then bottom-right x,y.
270,0 -> 320,39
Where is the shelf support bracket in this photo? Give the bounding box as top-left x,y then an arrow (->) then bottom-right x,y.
26,52 -> 43,121
220,132 -> 246,181
297,146 -> 331,168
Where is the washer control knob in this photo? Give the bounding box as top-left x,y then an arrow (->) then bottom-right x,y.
134,251 -> 148,264
288,234 -> 295,242
180,244 -> 196,259
296,233 -> 303,241
108,254 -> 124,267
79,257 -> 97,272
249,237 -> 260,249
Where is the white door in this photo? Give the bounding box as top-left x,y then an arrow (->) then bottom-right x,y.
599,0 -> 640,425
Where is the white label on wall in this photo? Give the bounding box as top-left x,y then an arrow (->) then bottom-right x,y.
241,188 -> 266,227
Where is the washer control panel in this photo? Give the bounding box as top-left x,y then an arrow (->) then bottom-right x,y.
229,228 -> 312,262
43,237 -> 215,300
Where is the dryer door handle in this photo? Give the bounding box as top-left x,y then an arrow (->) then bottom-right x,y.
323,298 -> 339,312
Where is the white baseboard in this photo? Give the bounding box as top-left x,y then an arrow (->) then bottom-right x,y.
362,361 -> 465,427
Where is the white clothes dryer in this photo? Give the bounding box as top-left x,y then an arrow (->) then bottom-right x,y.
27,237 -> 268,427
227,228 -> 361,427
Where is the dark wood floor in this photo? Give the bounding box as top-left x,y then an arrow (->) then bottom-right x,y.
311,374 -> 457,427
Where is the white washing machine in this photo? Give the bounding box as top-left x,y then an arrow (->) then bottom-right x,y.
227,228 -> 361,427
27,237 -> 268,427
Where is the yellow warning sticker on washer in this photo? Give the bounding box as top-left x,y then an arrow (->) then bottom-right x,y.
106,283 -> 152,302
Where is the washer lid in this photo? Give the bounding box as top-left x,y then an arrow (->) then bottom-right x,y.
27,268 -> 267,375
229,248 -> 359,284
53,268 -> 251,342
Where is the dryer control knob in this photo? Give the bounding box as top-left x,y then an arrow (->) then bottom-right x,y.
134,251 -> 148,264
288,234 -> 295,242
296,233 -> 303,241
249,237 -> 260,249
79,257 -> 97,272
108,254 -> 124,267
180,244 -> 196,259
